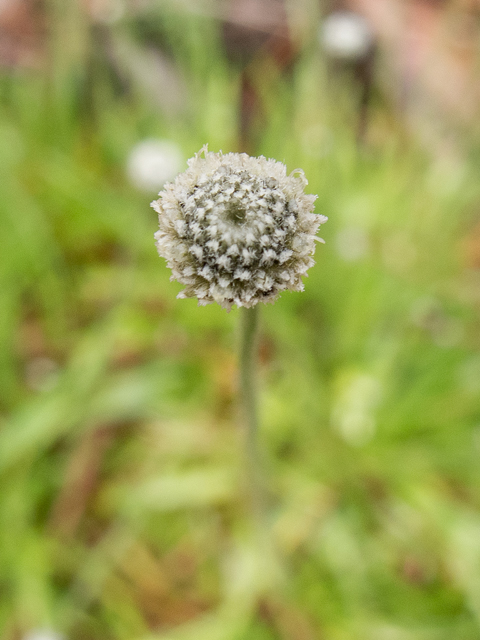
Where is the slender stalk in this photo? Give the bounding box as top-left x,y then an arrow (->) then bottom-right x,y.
239,305 -> 266,522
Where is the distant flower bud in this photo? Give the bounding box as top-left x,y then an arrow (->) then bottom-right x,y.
320,11 -> 374,61
152,146 -> 327,310
127,139 -> 184,193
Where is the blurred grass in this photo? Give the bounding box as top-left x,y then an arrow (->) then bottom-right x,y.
2,2 -> 480,640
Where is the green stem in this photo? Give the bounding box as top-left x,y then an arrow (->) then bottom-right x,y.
239,305 -> 266,522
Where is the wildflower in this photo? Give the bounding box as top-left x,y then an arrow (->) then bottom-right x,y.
127,139 -> 184,193
152,147 -> 326,310
320,11 -> 374,61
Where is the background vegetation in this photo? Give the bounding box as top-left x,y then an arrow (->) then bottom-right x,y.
2,1 -> 480,639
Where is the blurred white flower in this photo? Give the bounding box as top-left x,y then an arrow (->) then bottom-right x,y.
335,226 -> 369,262
320,11 -> 374,61
24,631 -> 65,640
152,146 -> 326,310
127,139 -> 184,193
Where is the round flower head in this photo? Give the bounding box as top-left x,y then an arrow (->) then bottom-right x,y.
320,12 -> 374,61
152,146 -> 327,311
127,139 -> 184,193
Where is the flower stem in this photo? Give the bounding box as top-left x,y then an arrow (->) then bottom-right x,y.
239,305 -> 266,522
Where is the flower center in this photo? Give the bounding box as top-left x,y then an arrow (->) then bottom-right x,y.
225,201 -> 247,225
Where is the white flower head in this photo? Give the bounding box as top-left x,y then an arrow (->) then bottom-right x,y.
320,12 -> 374,61
127,139 -> 184,193
152,146 -> 327,311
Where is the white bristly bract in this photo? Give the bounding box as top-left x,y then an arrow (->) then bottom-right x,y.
152,146 -> 327,311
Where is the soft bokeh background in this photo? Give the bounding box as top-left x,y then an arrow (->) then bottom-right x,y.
2,1 -> 480,638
